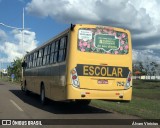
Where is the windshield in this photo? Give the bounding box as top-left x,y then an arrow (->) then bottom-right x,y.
78,26 -> 129,54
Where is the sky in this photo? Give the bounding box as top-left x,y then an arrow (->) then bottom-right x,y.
0,0 -> 160,69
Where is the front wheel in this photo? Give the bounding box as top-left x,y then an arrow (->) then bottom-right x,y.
24,83 -> 30,95
40,85 -> 46,105
21,86 -> 24,91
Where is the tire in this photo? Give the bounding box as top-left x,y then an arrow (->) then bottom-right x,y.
40,84 -> 46,105
24,83 -> 29,95
21,86 -> 24,91
21,81 -> 24,91
75,100 -> 91,106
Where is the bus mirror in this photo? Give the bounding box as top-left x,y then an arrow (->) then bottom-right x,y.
22,61 -> 26,67
70,24 -> 75,31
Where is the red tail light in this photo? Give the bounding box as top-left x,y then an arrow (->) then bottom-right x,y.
128,77 -> 131,82
71,68 -> 80,88
125,71 -> 132,89
72,75 -> 77,80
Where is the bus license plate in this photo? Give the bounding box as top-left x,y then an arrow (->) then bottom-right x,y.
97,79 -> 108,84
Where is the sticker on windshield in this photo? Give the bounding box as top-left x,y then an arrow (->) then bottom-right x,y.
79,30 -> 92,41
94,34 -> 120,52
78,26 -> 129,54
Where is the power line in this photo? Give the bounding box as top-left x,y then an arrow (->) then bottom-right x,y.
0,22 -> 22,30
0,22 -> 30,30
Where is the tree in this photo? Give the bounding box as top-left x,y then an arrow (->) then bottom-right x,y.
7,57 -> 23,81
132,61 -> 146,76
150,62 -> 158,76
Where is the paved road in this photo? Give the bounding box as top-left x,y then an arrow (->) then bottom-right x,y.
0,81 -> 142,128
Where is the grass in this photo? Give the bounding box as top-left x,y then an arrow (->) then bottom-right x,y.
0,76 -> 20,85
133,80 -> 160,100
91,80 -> 160,119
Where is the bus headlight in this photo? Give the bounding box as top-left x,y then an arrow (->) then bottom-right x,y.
124,71 -> 132,89
71,68 -> 80,88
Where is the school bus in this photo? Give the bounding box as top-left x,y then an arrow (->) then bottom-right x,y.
22,24 -> 132,105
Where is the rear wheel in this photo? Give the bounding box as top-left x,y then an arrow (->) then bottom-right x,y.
40,84 -> 46,105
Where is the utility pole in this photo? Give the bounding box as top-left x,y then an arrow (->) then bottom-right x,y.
22,8 -> 24,55
21,8 -> 25,84
0,62 -> 1,78
1,62 -> 3,79
0,8 -> 28,82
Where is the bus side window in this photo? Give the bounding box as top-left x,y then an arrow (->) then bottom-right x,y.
53,40 -> 59,63
60,37 -> 65,49
64,36 -> 68,60
38,49 -> 43,66
35,52 -> 38,67
50,53 -> 54,64
36,51 -> 39,67
53,52 -> 58,63
39,58 -> 42,66
33,52 -> 38,67
51,42 -> 55,53
50,42 -> 55,64
43,56 -> 46,65
43,47 -> 47,65
33,59 -> 35,67
46,55 -> 50,65
33,53 -> 35,67
58,36 -> 67,62
37,50 -> 40,66
30,54 -> 33,68
46,44 -> 51,65
48,44 -> 51,54
37,58 -> 39,67
58,50 -> 64,62
44,46 -> 48,56
55,40 -> 59,52
28,55 -> 31,68
25,57 -> 28,69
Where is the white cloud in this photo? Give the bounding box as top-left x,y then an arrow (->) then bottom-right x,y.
25,0 -> 160,48
130,0 -> 160,41
0,29 -> 38,63
26,0 -> 99,22
11,29 -> 38,52
144,43 -> 160,50
130,0 -> 160,26
0,29 -> 7,41
25,0 -> 157,32
132,49 -> 160,63
25,0 -> 160,63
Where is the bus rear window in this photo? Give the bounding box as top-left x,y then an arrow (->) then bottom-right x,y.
78,26 -> 129,54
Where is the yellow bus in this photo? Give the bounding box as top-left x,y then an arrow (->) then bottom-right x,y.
22,24 -> 132,105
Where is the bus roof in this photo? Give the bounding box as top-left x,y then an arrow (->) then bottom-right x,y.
25,24 -> 129,57
25,27 -> 70,56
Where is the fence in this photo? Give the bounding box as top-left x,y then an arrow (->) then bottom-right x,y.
132,76 -> 160,80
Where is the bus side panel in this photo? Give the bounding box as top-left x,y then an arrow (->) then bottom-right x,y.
24,70 -> 35,92
50,63 -> 67,101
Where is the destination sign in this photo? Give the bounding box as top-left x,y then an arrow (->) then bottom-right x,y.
94,34 -> 120,51
76,64 -> 130,78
